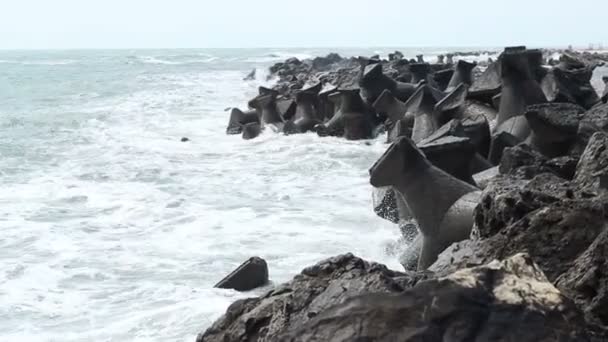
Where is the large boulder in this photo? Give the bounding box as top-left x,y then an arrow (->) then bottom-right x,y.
284,254 -> 591,342
433,172 -> 608,280
197,254 -> 425,342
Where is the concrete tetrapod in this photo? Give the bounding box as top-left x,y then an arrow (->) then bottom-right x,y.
370,136 -> 481,269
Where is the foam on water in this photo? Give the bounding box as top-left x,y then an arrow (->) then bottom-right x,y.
0,48 -> 403,342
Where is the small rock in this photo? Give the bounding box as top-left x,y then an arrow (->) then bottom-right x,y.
214,257 -> 269,292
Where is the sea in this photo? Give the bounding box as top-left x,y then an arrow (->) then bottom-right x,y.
0,48 -> 606,342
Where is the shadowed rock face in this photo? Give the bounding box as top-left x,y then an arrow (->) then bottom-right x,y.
241,122 -> 262,140
445,60 -> 477,92
542,65 -> 599,110
359,63 -> 418,104
226,108 -> 259,135
197,254 -> 425,342
408,63 -> 432,84
497,48 -> 547,128
436,83 -> 498,131
284,91 -> 323,134
407,85 -> 444,143
284,254 -> 590,342
316,89 -> 375,140
373,89 -> 407,124
419,134 -> 477,185
468,60 -> 502,104
524,103 -> 586,158
249,93 -> 285,130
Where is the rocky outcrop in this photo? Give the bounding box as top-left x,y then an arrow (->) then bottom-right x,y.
200,254 -> 593,342
197,254 -> 425,342
286,254 -> 590,342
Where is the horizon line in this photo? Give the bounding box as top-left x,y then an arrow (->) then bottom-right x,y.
0,44 -> 584,52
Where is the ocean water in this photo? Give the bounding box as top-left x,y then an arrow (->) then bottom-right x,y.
0,47 -> 433,342
1,48 -> 606,342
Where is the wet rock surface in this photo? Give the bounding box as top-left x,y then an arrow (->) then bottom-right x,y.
286,254 -> 590,342
198,254 -> 425,342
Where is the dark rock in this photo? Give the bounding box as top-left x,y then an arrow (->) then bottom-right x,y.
359,63 -> 417,105
468,60 -> 501,104
311,53 -> 343,70
181,137 -> 190,142
499,143 -> 580,180
488,131 -> 522,165
434,188 -> 607,280
574,132 -> 608,191
226,108 -> 259,135
408,85 -> 444,143
408,63 -> 433,84
524,102 -> 586,157
242,122 -> 262,140
574,102 -> 608,155
496,47 -> 547,129
445,60 -> 477,92
286,254 -> 590,342
542,66 -> 600,110
199,254 -> 423,342
556,228 -> 608,326
432,68 -> 454,91
215,257 -> 269,292
388,51 -> 404,61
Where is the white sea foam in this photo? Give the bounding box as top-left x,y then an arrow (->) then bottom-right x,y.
138,56 -> 219,65
0,49 -> 401,342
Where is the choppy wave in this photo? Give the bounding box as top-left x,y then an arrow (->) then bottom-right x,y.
137,56 -> 219,65
245,51 -> 315,63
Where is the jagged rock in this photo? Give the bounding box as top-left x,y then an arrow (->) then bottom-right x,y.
499,143 -> 579,180
214,257 -> 269,292
574,132 -> 608,191
573,102 -> 608,155
524,103 -> 586,158
285,254 -> 590,342
542,64 -> 600,109
311,53 -> 343,70
198,254 -> 424,342
433,187 -> 608,280
556,228 -> 608,326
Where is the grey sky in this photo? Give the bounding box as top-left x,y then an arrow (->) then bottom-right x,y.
0,0 -> 605,49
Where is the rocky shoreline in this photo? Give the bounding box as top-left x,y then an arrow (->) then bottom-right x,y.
200,47 -> 608,341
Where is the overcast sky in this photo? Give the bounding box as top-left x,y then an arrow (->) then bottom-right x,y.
0,0 -> 605,49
